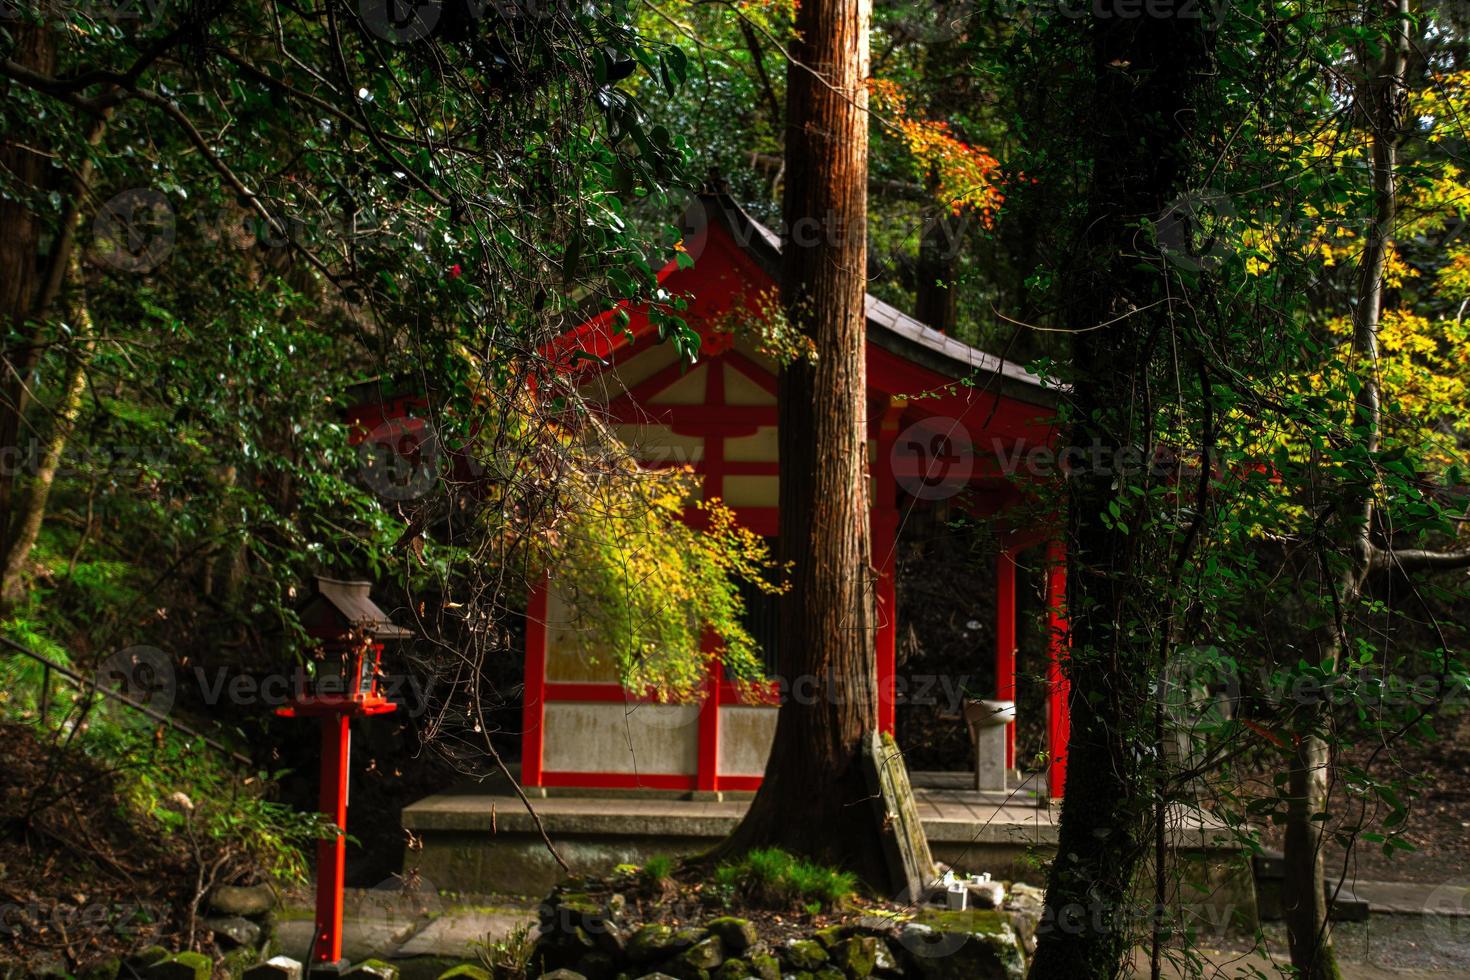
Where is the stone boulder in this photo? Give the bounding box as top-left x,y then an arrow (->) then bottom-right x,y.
203,914 -> 262,949
704,916 -> 757,954
895,909 -> 1026,980
207,884 -> 275,917
243,957 -> 303,980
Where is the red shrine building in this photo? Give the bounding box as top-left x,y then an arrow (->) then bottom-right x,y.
353,193 -> 1073,799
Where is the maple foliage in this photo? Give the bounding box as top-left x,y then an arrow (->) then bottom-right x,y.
868,77 -> 1007,221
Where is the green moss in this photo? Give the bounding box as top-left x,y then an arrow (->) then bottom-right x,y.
781,938 -> 829,971
748,951 -> 781,980
831,935 -> 879,977
436,966 -> 492,980
141,951 -> 211,980
912,908 -> 1014,935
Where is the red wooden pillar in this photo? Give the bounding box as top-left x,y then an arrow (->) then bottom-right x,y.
872,511 -> 898,734
995,547 -> 1018,769
873,398 -> 903,734
521,574 -> 549,787
1045,538 -> 1070,800
697,634 -> 722,792
314,714 -> 350,966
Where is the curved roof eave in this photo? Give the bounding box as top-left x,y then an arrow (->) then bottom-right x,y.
695,191 -> 1060,409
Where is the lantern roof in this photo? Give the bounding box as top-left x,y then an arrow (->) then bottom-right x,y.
301,575 -> 413,640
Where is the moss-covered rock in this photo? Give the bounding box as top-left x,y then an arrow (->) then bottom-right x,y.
781,938 -> 829,971
242,955 -> 305,980
813,925 -> 847,950
871,939 -> 899,975
572,950 -> 618,979
747,950 -> 781,980
704,916 -> 757,953
437,966 -> 492,980
627,924 -> 677,962
675,935 -> 725,972
831,935 -> 879,977
897,910 -> 1024,980
712,958 -> 750,979
124,945 -> 169,969
670,927 -> 709,951
208,884 -> 276,917
140,951 -> 212,980
343,959 -> 400,979
77,956 -> 122,980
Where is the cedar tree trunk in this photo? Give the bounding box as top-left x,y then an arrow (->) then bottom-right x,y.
713,0 -> 889,886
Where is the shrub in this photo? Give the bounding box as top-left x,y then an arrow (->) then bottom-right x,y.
641,854 -> 675,883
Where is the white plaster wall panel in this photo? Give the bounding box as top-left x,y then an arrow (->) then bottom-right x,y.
613,423 -> 705,467
580,342 -> 680,404
542,701 -> 700,774
724,367 -> 776,406
724,426 -> 779,462
732,338 -> 780,376
721,475 -> 779,507
717,705 -> 779,776
647,363 -> 708,404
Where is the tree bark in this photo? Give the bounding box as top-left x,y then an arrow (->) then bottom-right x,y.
0,20 -> 60,560
1282,5 -> 1408,977
914,207 -> 959,334
0,251 -> 96,605
712,0 -> 889,886
1027,12 -> 1213,980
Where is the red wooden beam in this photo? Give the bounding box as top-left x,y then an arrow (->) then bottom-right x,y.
538,771 -> 696,790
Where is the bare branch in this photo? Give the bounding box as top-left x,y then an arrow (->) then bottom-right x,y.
1373,546 -> 1470,574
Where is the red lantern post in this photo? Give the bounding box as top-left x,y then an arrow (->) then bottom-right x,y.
278,577 -> 411,974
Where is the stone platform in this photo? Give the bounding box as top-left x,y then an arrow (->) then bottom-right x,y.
401,771 -> 1253,928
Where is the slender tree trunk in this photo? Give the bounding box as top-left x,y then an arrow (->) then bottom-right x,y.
0,251 -> 96,605
1282,6 -> 1407,977
0,67 -> 107,571
712,0 -> 888,885
1027,12 -> 1213,979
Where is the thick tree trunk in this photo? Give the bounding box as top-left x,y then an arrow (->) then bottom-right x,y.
1027,13 -> 1212,980
1282,6 -> 1406,977
712,0 -> 888,885
0,21 -> 59,558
